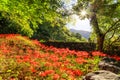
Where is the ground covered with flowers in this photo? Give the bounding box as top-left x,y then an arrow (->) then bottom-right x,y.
0,34 -> 120,80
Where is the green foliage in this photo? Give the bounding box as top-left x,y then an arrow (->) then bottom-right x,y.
0,0 -> 63,37
0,57 -> 19,79
32,21 -> 83,42
75,33 -> 82,39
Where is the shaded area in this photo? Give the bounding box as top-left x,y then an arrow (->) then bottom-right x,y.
42,42 -> 96,51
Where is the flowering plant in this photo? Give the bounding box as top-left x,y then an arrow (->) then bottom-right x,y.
0,34 -> 119,80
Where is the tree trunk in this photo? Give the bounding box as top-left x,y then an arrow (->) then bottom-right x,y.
97,35 -> 105,51
90,12 -> 104,51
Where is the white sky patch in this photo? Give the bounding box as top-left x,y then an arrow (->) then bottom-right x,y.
114,0 -> 117,3
62,0 -> 77,10
63,0 -> 91,32
66,15 -> 91,32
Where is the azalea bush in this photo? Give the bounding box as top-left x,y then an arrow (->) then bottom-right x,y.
0,34 -> 120,80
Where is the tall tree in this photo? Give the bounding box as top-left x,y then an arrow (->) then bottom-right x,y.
73,0 -> 120,51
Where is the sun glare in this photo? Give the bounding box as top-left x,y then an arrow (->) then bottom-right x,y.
81,10 -> 86,16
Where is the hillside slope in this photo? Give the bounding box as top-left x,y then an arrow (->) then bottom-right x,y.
0,34 -> 119,79
70,29 -> 91,39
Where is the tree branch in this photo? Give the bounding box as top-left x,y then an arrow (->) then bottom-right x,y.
105,19 -> 120,35
109,35 -> 120,46
109,30 -> 116,40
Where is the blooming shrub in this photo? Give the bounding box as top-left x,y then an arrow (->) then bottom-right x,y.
0,34 -> 120,79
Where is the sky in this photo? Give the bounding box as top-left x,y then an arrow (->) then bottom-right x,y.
62,0 -> 77,9
64,0 -> 92,32
66,15 -> 92,32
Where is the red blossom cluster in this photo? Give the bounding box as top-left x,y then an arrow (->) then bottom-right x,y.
92,51 -> 107,57
0,34 -> 120,79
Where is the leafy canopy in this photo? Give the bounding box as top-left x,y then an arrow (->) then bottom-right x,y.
0,0 -> 62,37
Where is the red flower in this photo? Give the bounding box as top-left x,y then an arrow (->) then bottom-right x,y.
45,70 -> 55,75
53,74 -> 60,80
23,55 -> 30,62
39,72 -> 47,77
17,59 -> 23,63
49,54 -> 59,62
45,62 -> 52,67
110,55 -> 120,61
33,51 -> 40,58
92,51 -> 106,57
75,51 -> 89,58
16,55 -> 21,59
26,49 -> 33,54
30,66 -> 36,73
53,62 -> 62,67
30,61 -> 39,67
66,70 -> 75,77
76,58 -> 87,64
39,70 -> 55,77
73,69 -> 83,76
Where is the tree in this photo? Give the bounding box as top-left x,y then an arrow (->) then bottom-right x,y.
0,0 -> 63,37
75,33 -> 82,40
73,0 -> 120,51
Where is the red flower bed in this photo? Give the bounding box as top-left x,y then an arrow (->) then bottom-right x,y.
0,34 -> 119,80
